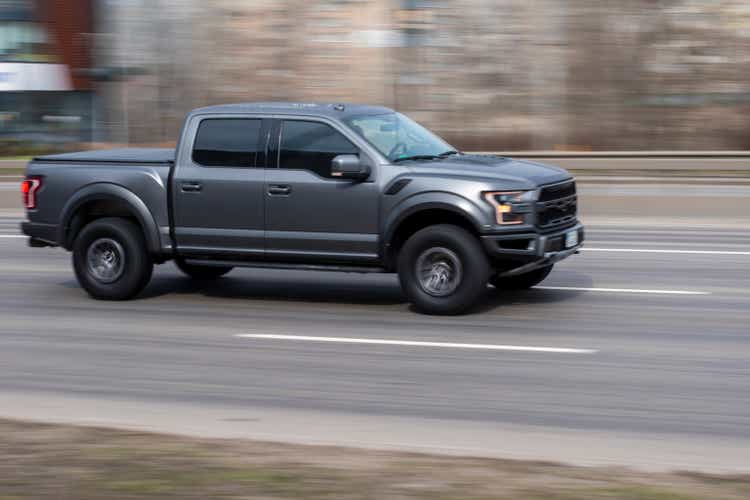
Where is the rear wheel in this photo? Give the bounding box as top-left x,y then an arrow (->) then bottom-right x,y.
175,259 -> 233,280
489,264 -> 553,290
397,224 -> 489,315
72,217 -> 153,300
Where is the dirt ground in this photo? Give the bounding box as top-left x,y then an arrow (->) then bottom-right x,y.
0,419 -> 748,499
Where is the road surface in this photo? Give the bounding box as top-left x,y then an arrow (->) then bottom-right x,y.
1,202 -> 749,472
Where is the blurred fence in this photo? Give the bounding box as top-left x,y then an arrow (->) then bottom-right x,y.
2,152 -> 749,178
480,152 -> 750,176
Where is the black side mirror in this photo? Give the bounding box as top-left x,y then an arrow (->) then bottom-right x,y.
331,154 -> 370,181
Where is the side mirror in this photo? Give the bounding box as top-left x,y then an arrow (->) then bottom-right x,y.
331,154 -> 370,181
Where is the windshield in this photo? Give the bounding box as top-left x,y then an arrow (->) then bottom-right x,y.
344,112 -> 456,162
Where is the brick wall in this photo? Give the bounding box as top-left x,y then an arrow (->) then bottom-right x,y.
100,0 -> 750,150
37,0 -> 94,90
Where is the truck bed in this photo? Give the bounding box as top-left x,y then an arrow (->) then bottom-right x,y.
25,148 -> 174,252
34,148 -> 175,164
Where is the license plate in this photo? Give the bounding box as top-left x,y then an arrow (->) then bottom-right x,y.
565,230 -> 579,248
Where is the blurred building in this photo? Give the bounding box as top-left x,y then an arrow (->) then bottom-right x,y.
0,0 -> 94,148
32,1 -> 750,150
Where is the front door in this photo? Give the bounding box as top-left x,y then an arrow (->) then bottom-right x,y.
172,116 -> 267,258
265,119 -> 379,263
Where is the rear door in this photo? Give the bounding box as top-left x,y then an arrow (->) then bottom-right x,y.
172,116 -> 268,257
264,118 -> 380,263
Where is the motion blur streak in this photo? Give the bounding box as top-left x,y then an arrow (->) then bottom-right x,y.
584,248 -> 750,256
234,333 -> 598,354
534,286 -> 710,295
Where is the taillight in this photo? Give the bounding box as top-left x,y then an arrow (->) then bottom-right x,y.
21,177 -> 42,209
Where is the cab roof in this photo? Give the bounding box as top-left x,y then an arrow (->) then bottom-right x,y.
189,102 -> 394,120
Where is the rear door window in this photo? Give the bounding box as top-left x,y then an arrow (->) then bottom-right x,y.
193,118 -> 262,167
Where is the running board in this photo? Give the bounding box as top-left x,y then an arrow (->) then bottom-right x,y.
184,259 -> 387,274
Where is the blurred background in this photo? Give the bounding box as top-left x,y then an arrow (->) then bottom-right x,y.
2,0 -> 750,155
2,3 -> 750,495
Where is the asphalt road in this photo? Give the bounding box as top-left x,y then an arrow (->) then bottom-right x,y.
1,199 -> 749,471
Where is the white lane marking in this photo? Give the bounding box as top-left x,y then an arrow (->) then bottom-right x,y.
234,334 -> 597,354
535,286 -> 709,295
583,247 -> 750,256
0,234 -> 24,238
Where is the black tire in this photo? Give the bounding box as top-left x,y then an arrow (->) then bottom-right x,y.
397,224 -> 490,315
72,217 -> 153,300
489,265 -> 553,290
175,259 -> 233,280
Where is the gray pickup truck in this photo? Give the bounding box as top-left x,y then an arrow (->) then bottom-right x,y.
21,102 -> 583,314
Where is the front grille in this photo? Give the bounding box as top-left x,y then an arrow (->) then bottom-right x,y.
536,181 -> 578,230
539,180 -> 576,201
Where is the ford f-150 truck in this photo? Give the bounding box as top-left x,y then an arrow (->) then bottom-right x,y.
21,102 -> 583,314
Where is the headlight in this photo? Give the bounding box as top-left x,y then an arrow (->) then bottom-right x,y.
483,190 -> 534,225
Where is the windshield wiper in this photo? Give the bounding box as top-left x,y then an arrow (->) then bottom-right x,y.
392,151 -> 461,163
437,150 -> 460,158
392,155 -> 440,163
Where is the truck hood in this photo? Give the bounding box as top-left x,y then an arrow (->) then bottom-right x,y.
403,154 -> 572,188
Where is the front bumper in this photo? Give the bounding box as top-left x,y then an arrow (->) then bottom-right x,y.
480,223 -> 585,275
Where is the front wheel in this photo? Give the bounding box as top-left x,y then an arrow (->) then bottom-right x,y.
489,264 -> 553,290
175,259 -> 233,280
72,217 -> 153,300
398,224 -> 490,315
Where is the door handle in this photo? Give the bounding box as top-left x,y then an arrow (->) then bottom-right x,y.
268,184 -> 291,196
181,182 -> 202,192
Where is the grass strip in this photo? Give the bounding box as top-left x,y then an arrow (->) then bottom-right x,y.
1,419 -> 748,499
